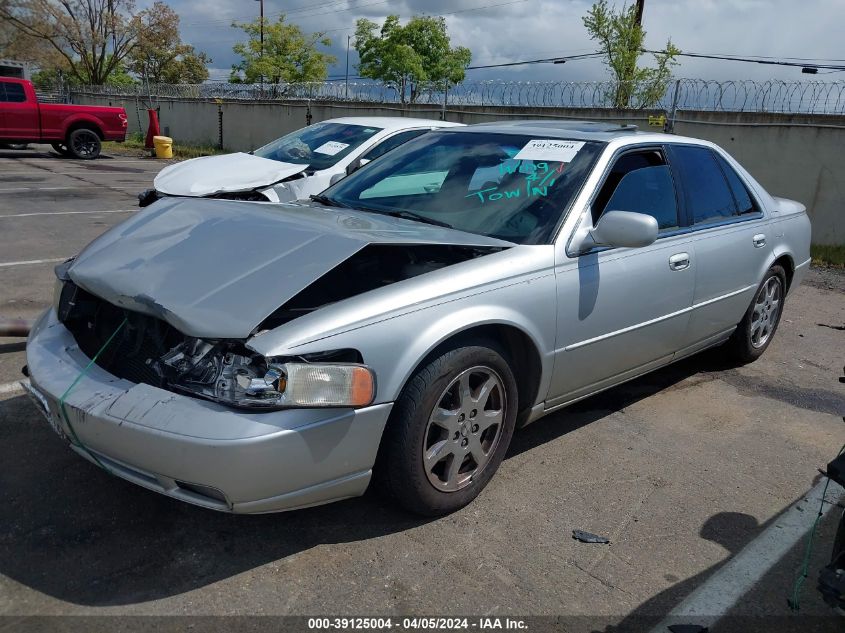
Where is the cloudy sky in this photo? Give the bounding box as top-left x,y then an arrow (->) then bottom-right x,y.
145,0 -> 845,82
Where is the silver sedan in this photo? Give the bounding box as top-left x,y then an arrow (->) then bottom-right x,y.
25,121 -> 811,515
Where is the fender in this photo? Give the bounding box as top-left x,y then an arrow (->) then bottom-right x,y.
60,112 -> 105,138
252,285 -> 557,405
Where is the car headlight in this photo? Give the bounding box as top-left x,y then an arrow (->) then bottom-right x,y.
163,343 -> 375,410
215,357 -> 375,409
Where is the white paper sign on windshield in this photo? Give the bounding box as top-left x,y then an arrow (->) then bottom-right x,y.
314,141 -> 350,156
513,139 -> 585,163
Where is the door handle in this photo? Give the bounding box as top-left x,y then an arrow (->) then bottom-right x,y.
753,234 -> 766,248
669,252 -> 690,271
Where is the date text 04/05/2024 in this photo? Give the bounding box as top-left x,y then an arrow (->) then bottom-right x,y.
307,617 -> 529,630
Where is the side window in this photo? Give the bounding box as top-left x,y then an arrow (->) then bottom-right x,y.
592,149 -> 679,232
361,129 -> 428,162
714,153 -> 758,215
0,82 -> 26,102
671,145 -> 738,225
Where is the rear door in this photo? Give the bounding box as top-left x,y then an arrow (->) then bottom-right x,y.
0,80 -> 39,139
666,144 -> 771,349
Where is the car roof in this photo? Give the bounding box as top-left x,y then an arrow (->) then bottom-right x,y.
459,119 -> 642,141
325,116 -> 463,130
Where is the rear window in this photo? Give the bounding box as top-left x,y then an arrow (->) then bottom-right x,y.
714,153 -> 758,215
0,81 -> 27,103
671,145 -> 738,226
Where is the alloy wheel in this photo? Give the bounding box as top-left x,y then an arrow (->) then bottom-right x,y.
422,366 -> 506,492
71,131 -> 99,158
750,276 -> 782,348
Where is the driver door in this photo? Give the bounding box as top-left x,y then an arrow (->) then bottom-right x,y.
547,146 -> 697,406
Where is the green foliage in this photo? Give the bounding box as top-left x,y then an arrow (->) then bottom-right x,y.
0,0 -> 139,85
230,15 -> 336,84
355,15 -> 471,104
810,244 -> 845,268
129,2 -> 210,84
583,0 -> 680,108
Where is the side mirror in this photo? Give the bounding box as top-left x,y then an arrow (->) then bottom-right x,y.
589,211 -> 658,249
329,172 -> 345,186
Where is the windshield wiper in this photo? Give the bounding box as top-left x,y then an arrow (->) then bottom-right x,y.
370,208 -> 453,229
310,194 -> 347,208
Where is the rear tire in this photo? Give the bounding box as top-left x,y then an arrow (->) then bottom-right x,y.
725,265 -> 786,364
67,128 -> 101,159
375,342 -> 518,516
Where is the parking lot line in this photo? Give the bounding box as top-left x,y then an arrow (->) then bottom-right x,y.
649,477 -> 845,631
0,209 -> 134,219
0,186 -> 76,192
0,257 -> 66,268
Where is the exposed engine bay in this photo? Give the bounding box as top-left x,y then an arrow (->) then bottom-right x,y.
258,243 -> 501,329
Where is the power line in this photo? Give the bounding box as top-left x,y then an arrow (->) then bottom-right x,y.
466,52 -> 603,70
644,49 -> 845,71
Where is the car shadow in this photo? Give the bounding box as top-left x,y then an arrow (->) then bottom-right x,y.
0,347 -> 737,607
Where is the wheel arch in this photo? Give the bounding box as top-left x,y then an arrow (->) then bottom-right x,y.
394,319 -> 547,423
64,116 -> 105,140
770,252 -> 795,292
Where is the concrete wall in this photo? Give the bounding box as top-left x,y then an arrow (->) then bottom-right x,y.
673,111 -> 845,247
75,91 -> 843,245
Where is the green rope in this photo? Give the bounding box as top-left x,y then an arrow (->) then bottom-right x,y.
788,441 -> 845,611
58,317 -> 128,473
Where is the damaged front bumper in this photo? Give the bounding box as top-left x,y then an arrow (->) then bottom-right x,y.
25,308 -> 393,513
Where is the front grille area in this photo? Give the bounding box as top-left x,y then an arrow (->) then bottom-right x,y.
58,281 -> 185,387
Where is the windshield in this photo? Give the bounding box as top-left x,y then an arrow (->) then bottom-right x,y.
253,122 -> 383,170
323,131 -> 604,244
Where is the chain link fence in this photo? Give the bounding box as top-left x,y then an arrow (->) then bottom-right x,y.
73,79 -> 845,115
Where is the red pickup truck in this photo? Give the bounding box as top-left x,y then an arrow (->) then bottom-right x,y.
0,77 -> 127,159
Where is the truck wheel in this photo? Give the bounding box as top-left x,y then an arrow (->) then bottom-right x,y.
51,142 -> 72,157
67,129 -> 101,159
376,342 -> 518,516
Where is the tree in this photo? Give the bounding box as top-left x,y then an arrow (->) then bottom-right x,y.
129,2 -> 210,84
583,0 -> 680,108
0,0 -> 138,85
355,15 -> 471,104
230,15 -> 336,84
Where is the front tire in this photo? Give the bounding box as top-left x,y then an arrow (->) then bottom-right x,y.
725,264 -> 786,363
376,342 -> 518,516
67,128 -> 101,159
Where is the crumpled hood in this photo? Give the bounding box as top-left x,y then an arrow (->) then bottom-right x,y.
68,198 -> 512,339
154,153 -> 307,196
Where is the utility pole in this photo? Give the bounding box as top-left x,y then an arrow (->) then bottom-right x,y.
634,0 -> 644,26
345,35 -> 351,99
258,0 -> 264,57
254,0 -> 264,86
